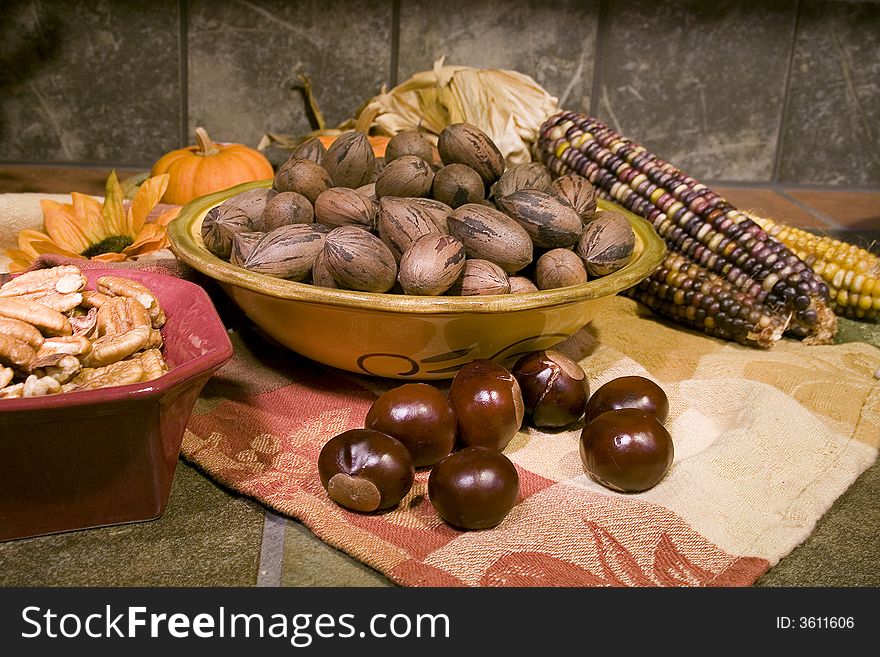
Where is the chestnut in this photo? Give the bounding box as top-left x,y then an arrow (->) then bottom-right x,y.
579,408 -> 673,493
512,349 -> 589,428
365,383 -> 457,467
428,446 -> 519,530
584,375 -> 669,424
448,359 -> 525,451
317,429 -> 414,512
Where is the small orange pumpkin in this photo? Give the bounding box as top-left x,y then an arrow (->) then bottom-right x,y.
151,127 -> 275,204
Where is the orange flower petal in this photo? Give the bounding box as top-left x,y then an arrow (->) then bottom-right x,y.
70,193 -> 109,244
41,199 -> 91,254
102,170 -> 129,238
18,228 -> 82,259
5,248 -> 34,272
122,223 -> 168,256
154,206 -> 180,227
90,252 -> 127,263
128,173 -> 169,233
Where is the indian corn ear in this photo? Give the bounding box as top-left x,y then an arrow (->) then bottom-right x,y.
750,215 -> 879,321
536,111 -> 837,345
626,251 -> 790,348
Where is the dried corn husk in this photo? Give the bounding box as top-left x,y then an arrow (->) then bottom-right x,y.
259,60 -> 559,166
350,59 -> 559,165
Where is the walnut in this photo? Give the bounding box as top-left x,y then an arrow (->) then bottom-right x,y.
0,383 -> 24,399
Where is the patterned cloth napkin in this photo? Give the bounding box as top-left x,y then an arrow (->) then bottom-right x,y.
10,254 -> 879,587
182,290 -> 880,587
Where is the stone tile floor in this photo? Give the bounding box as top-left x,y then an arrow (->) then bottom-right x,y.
0,166 -> 877,587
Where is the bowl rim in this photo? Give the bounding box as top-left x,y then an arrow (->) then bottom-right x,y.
0,267 -> 233,414
168,180 -> 667,315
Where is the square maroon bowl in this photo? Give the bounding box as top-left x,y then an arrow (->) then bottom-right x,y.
0,267 -> 233,541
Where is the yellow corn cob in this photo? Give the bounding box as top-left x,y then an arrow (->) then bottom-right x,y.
750,215 -> 879,321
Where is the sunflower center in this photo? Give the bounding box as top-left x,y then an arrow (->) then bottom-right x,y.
81,235 -> 133,258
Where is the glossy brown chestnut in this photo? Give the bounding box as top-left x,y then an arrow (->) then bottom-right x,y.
317,429 -> 415,512
365,383 -> 457,467
584,375 -> 669,425
512,350 -> 590,428
579,408 -> 673,493
448,359 -> 525,451
428,446 -> 519,530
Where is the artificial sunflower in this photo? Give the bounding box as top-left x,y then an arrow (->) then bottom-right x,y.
5,171 -> 179,272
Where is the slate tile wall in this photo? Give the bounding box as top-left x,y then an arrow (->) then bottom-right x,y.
0,0 -> 877,188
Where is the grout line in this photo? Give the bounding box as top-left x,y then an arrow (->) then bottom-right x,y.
178,0 -> 189,148
776,189 -> 847,230
588,0 -> 608,117
255,511 -> 287,587
389,0 -> 401,87
771,0 -> 802,184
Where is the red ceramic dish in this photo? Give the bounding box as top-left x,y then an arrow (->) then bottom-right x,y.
0,267 -> 233,541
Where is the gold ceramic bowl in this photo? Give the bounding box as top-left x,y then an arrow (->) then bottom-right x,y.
169,181 -> 666,379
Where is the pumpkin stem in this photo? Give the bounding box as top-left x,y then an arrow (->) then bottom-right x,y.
194,127 -> 220,156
